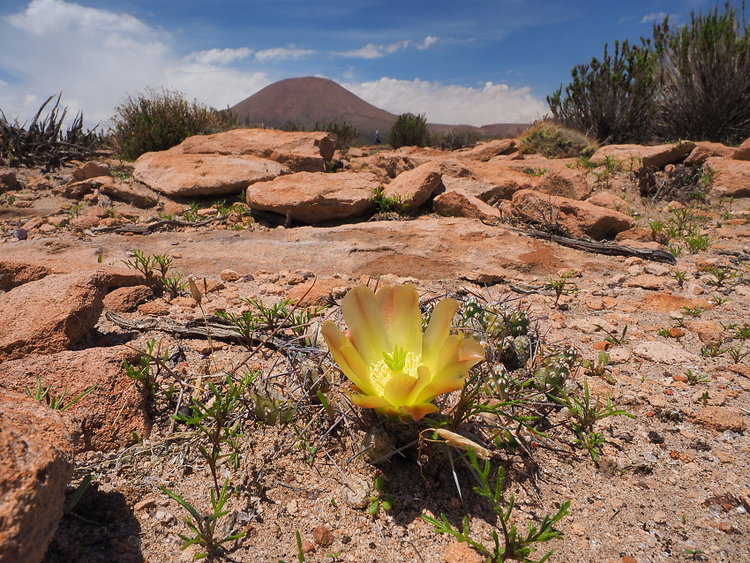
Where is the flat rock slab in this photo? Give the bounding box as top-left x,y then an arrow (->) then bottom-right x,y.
0,346 -> 150,452
0,272 -> 106,362
134,152 -> 290,197
0,218 -> 616,284
173,128 -> 335,172
245,171 -> 379,224
0,391 -> 74,563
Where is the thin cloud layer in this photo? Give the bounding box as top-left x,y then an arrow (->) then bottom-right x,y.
335,37 -> 439,59
0,0 -> 545,127
348,78 -> 546,126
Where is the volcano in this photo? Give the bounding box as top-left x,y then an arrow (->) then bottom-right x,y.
229,76 -> 527,143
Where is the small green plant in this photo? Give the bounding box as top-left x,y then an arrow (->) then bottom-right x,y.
704,265 -> 736,288
162,480 -> 246,561
183,201 -> 201,222
683,231 -> 711,253
122,339 -> 171,405
546,273 -> 577,307
521,167 -> 547,177
732,324 -> 750,340
173,372 -> 255,494
242,297 -> 294,330
314,121 -> 359,151
216,309 -> 259,346
554,380 -> 635,461
595,324 -> 628,346
423,448 -> 570,562
367,474 -> 395,517
65,203 -> 83,218
673,270 -> 688,288
700,342 -> 725,357
25,375 -> 96,411
726,343 -> 749,363
684,369 -> 709,385
681,306 -> 704,318
370,186 -> 405,214
583,351 -> 616,385
123,249 -> 185,298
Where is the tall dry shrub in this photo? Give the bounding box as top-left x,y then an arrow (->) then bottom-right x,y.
547,40 -> 657,144
652,4 -> 750,144
109,88 -> 236,160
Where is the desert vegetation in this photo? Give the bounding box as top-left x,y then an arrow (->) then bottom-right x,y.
548,2 -> 750,145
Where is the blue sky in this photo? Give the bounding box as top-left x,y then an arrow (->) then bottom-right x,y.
0,0 -> 718,127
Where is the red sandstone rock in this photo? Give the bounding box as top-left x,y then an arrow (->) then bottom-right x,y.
455,138 -> 518,161
245,171 -> 378,224
0,391 -> 74,563
134,152 -> 290,197
511,189 -> 635,239
173,128 -> 335,172
0,272 -> 107,362
71,161 -> 112,182
702,157 -> 750,198
591,142 -> 695,169
433,188 -> 503,222
382,161 -> 443,210
684,141 -> 734,166
730,137 -> 750,160
0,346 -> 150,452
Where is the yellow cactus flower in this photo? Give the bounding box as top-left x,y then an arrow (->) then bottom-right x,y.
321,285 -> 485,421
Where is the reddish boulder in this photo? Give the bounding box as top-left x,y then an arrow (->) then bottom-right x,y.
456,138 -> 518,161
134,152 -> 290,197
245,171 -> 378,224
511,189 -> 635,239
71,161 -> 111,182
586,191 -> 630,212
433,189 -> 503,222
0,391 -> 74,563
0,346 -> 150,452
103,285 -> 154,312
684,141 -> 734,166
591,142 -> 695,169
382,162 -> 443,210
0,272 -> 106,362
173,128 -> 335,172
731,137 -> 750,160
99,180 -> 159,208
0,172 -> 22,192
702,157 -> 750,197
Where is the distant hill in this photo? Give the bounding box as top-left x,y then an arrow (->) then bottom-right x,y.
229,77 -> 528,144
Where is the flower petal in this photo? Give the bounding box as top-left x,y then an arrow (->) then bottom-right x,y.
376,285 -> 422,355
400,402 -> 439,421
341,286 -> 388,364
350,394 -> 391,410
383,370 -> 418,406
422,298 -> 458,365
321,320 -> 374,394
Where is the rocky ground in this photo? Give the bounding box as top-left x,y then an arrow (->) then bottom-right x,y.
1,131 -> 749,563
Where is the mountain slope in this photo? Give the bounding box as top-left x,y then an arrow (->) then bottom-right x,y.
229,76 -> 527,142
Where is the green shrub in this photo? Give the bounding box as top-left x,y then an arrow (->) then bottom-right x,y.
314,121 -> 359,151
652,4 -> 750,144
548,3 -> 750,145
388,113 -> 429,148
518,120 -> 598,158
109,87 -> 236,160
433,128 -> 479,150
547,39 -> 656,144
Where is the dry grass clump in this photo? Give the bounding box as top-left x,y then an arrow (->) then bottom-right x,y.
517,120 -> 598,159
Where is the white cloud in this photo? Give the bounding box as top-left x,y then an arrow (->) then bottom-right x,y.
335,36 -> 438,59
346,77 -> 546,125
254,46 -> 315,62
641,12 -> 669,23
417,36 -> 439,50
0,0 -> 271,125
184,47 -> 253,66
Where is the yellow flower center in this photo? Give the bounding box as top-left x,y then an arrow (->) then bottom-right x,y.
368,350 -> 423,397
